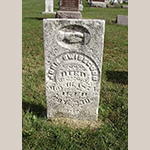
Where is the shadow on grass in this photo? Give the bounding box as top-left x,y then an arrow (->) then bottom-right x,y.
106,71 -> 128,85
24,17 -> 55,20
22,101 -> 47,118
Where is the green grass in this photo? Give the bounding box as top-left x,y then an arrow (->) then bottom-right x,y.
22,0 -> 128,149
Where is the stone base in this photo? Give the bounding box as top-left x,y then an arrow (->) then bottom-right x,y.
116,15 -> 128,25
55,11 -> 82,19
42,12 -> 56,14
90,2 -> 106,8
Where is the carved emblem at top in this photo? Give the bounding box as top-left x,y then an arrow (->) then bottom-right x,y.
57,25 -> 91,49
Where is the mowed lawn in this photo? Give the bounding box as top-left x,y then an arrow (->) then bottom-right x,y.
22,0 -> 128,149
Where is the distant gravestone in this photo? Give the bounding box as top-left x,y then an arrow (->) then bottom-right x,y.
116,15 -> 128,25
90,0 -> 107,8
43,19 -> 105,121
56,0 -> 82,18
42,0 -> 56,14
79,0 -> 83,11
105,0 -> 109,4
60,0 -> 79,11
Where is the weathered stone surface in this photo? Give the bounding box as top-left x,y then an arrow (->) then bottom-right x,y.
43,19 -> 105,121
105,0 -> 109,5
90,2 -> 106,8
42,0 -> 56,14
55,11 -> 82,19
59,0 -> 79,11
91,0 -> 108,5
116,15 -> 128,25
121,5 -> 128,8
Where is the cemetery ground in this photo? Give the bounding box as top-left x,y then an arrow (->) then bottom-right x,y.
22,0 -> 128,149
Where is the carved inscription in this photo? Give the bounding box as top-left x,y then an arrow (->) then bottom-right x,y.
43,19 -> 105,121
48,52 -> 99,82
47,52 -> 100,107
57,25 -> 91,49
60,0 -> 79,11
51,94 -> 96,107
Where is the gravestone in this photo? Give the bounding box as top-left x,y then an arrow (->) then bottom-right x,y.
116,15 -> 128,25
42,0 -> 56,14
105,0 -> 109,4
90,0 -> 107,8
43,19 -> 105,121
59,0 -> 79,11
55,0 -> 82,18
79,0 -> 83,11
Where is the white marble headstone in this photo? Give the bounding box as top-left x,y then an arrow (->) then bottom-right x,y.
43,19 -> 105,121
42,0 -> 56,14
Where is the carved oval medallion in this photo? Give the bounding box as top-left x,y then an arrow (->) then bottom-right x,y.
57,25 -> 91,49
